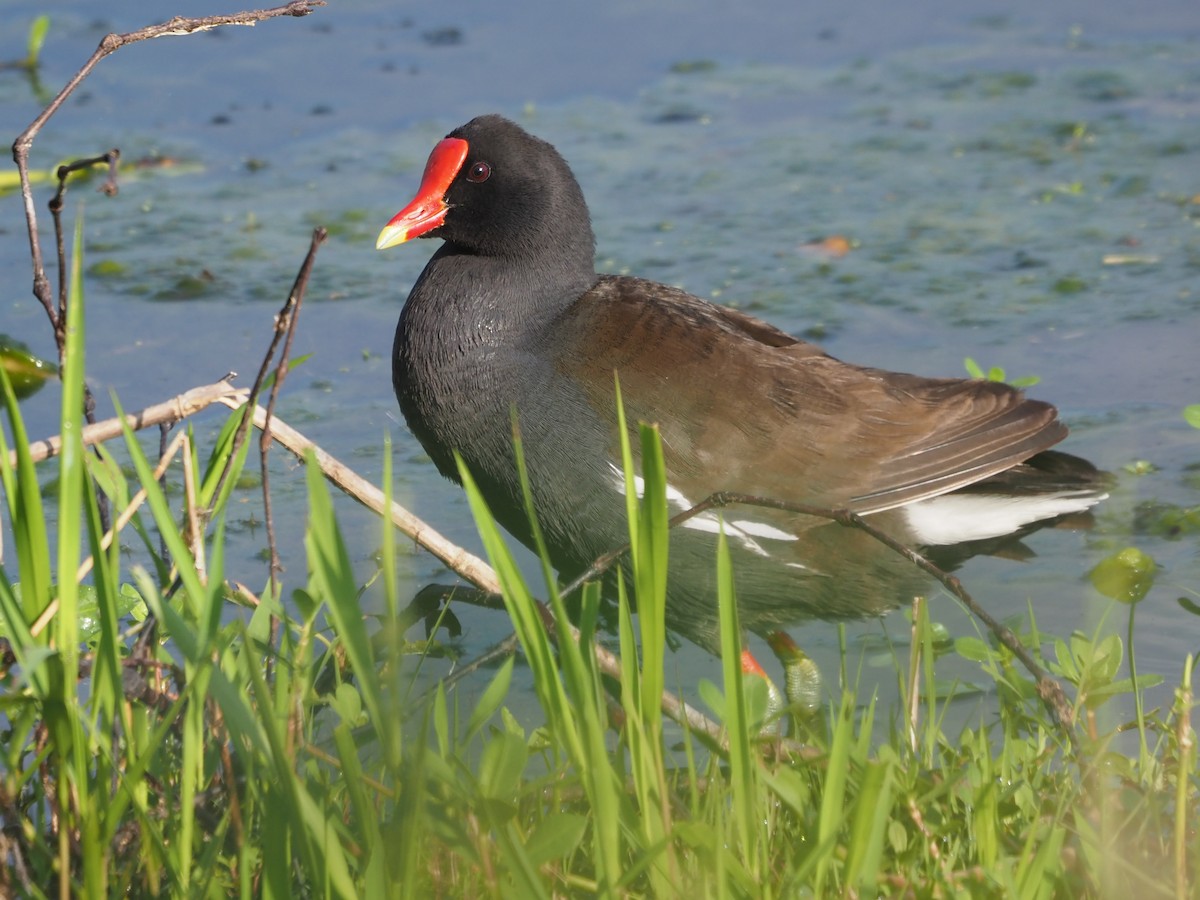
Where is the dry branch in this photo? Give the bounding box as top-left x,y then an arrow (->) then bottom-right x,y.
215,396 -> 758,753
6,380 -> 248,469
258,227 -> 325,597
11,1 -> 326,332
217,396 -> 500,593
2,372 -> 781,755
10,1 -> 327,547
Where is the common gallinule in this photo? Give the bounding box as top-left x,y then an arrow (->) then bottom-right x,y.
376,114 -> 1105,656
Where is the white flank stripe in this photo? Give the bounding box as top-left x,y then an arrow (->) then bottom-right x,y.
730,519 -> 798,542
606,464 -> 798,557
903,491 -> 1107,546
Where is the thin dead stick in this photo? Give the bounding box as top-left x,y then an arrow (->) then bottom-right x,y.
246,226 -> 325,676
11,1 -> 326,325
207,228 -> 326,593
906,594 -> 923,755
46,148 -> 124,538
259,227 -> 326,598
47,151 -> 120,349
6,381 -> 248,469
218,396 -> 500,593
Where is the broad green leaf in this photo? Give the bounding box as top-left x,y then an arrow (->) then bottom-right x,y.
478,729 -> 527,802
845,759 -> 894,891
955,635 -> 994,662
524,812 -> 588,868
1089,547 -> 1156,604
0,336 -> 58,399
464,655 -> 514,743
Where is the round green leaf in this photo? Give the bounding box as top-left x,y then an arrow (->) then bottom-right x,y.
1088,547 -> 1156,604
0,335 -> 58,399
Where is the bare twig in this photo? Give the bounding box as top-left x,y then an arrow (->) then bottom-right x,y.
44,149 -> 123,532
16,149 -> 123,344
432,633 -> 521,696
48,150 -> 120,348
11,1 -> 326,345
217,397 -> 757,753
217,397 -> 500,592
9,2 -> 324,573
247,226 -> 325,671
906,594 -> 923,754
206,228 -> 325,597
213,706 -> 245,846
6,380 -> 247,469
260,228 -> 325,595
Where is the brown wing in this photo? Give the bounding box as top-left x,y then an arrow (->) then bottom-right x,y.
556,275 -> 1067,514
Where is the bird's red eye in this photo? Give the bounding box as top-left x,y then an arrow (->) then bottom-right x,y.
466,161 -> 491,183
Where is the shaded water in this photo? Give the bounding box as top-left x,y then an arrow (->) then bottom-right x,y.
2,1 -> 1199,725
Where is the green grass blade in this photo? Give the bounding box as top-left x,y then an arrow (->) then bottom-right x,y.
633,422 -> 668,727
240,634 -> 359,899
455,455 -> 578,756
393,711 -> 433,899
815,689 -> 855,893
716,526 -> 757,871
464,655 -> 515,744
376,434 -> 405,765
614,418 -> 676,891
132,570 -> 267,759
379,433 -> 398,621
332,722 -> 384,859
25,14 -> 50,66
0,367 -> 52,626
82,456 -> 125,734
456,455 -> 624,892
54,213 -> 87,690
1174,655 -> 1194,897
0,392 -> 41,662
115,395 -> 214,619
843,758 -> 894,891
197,404 -> 255,514
614,374 -> 640,554
301,448 -> 393,763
